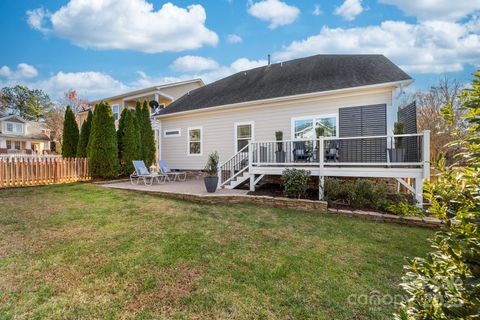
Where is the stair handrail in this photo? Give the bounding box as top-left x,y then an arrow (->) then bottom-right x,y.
218,144 -> 250,187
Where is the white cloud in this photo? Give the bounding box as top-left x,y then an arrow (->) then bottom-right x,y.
273,18 -> 480,74
227,34 -> 243,43
170,56 -> 220,73
26,0 -> 218,53
379,0 -> 480,22
0,63 -> 38,80
34,71 -> 128,100
334,0 -> 363,21
248,0 -> 300,29
312,4 -> 322,16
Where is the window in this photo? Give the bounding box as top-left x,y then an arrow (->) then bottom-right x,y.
6,123 -> 13,132
15,123 -> 23,133
112,104 -> 119,121
164,129 -> 181,137
188,127 -> 202,156
6,140 -> 11,149
293,115 -> 337,139
235,122 -> 254,152
14,141 -> 21,150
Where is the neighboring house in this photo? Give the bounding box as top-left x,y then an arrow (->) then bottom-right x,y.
0,114 -> 51,154
153,54 -> 430,205
78,79 -> 204,158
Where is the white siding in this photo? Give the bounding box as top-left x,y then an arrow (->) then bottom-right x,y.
159,88 -> 393,170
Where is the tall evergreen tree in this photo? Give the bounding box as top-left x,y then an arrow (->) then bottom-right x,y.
141,100 -> 156,166
117,108 -> 129,162
62,105 -> 79,157
88,102 -> 118,178
118,110 -> 140,175
134,102 -> 144,160
76,110 -> 92,157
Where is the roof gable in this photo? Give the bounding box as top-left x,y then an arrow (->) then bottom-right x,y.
0,115 -> 27,123
157,54 -> 412,116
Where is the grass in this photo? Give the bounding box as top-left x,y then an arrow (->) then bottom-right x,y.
0,184 -> 434,319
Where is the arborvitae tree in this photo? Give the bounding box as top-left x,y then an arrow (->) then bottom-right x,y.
76,110 -> 92,157
117,108 -> 129,162
88,102 -> 118,179
134,102 -> 144,160
62,105 -> 79,157
119,110 -> 140,175
141,100 -> 156,166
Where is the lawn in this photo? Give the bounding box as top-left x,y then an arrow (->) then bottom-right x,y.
0,184 -> 434,319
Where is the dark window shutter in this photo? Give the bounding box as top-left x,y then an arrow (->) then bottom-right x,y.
397,102 -> 418,162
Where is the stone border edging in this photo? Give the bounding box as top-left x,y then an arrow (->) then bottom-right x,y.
327,208 -> 444,228
102,184 -> 444,229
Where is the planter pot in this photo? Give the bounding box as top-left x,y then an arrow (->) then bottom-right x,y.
275,151 -> 286,163
389,148 -> 405,163
204,176 -> 219,193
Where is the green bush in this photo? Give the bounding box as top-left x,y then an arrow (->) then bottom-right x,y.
77,110 -> 92,157
396,71 -> 480,319
282,169 -> 310,199
325,177 -> 390,210
387,201 -> 423,217
88,102 -> 118,179
204,151 -> 219,176
117,109 -> 140,175
62,105 -> 79,157
140,101 -> 155,167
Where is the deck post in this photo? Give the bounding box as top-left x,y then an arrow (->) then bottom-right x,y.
422,130 -> 430,180
414,178 -> 423,208
248,140 -> 255,191
318,137 -> 325,200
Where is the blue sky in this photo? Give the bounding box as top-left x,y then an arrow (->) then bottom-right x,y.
0,0 -> 479,100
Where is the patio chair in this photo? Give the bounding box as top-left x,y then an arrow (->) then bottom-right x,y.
292,141 -> 312,162
158,160 -> 187,182
130,160 -> 167,186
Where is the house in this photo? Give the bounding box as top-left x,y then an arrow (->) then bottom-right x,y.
78,79 -> 204,127
0,113 -> 51,154
153,54 -> 430,205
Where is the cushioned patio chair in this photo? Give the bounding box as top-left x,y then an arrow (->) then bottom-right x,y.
158,160 -> 187,182
130,160 -> 167,186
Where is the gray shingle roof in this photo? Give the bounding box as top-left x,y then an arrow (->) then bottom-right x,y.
156,54 -> 411,116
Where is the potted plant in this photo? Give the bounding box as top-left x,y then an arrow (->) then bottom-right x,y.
275,131 -> 286,163
390,122 -> 405,162
204,151 -> 219,193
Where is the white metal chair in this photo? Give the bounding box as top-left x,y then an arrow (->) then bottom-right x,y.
158,160 -> 187,182
130,160 -> 167,186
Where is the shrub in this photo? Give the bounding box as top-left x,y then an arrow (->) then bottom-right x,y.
204,151 -> 219,176
88,102 -> 118,179
77,110 -> 92,157
62,105 -> 79,157
395,71 -> 480,319
282,169 -> 310,199
117,109 -> 140,175
325,177 -> 390,210
140,101 -> 155,167
387,201 -> 423,217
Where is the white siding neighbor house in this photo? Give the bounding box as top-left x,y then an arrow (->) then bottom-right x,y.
153,54 -> 430,206
0,114 -> 51,154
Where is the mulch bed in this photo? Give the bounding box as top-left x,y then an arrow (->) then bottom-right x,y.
247,183 -> 320,201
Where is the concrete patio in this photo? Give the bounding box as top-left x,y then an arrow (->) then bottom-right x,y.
102,179 -> 249,196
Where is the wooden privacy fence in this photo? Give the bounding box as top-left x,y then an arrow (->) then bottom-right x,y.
0,157 -> 90,188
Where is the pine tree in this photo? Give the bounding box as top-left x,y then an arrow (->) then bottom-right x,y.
76,110 -> 92,157
117,108 -> 129,163
140,100 -> 156,166
119,110 -> 140,175
88,102 -> 118,178
62,105 -> 79,158
135,102 -> 144,161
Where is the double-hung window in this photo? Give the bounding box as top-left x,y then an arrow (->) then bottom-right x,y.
112,104 -> 119,121
6,122 -> 13,132
293,115 -> 337,139
235,122 -> 254,152
188,127 -> 202,156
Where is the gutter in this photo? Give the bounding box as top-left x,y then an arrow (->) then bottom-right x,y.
155,79 -> 413,119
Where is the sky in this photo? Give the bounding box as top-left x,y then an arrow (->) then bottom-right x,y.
0,0 -> 479,101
